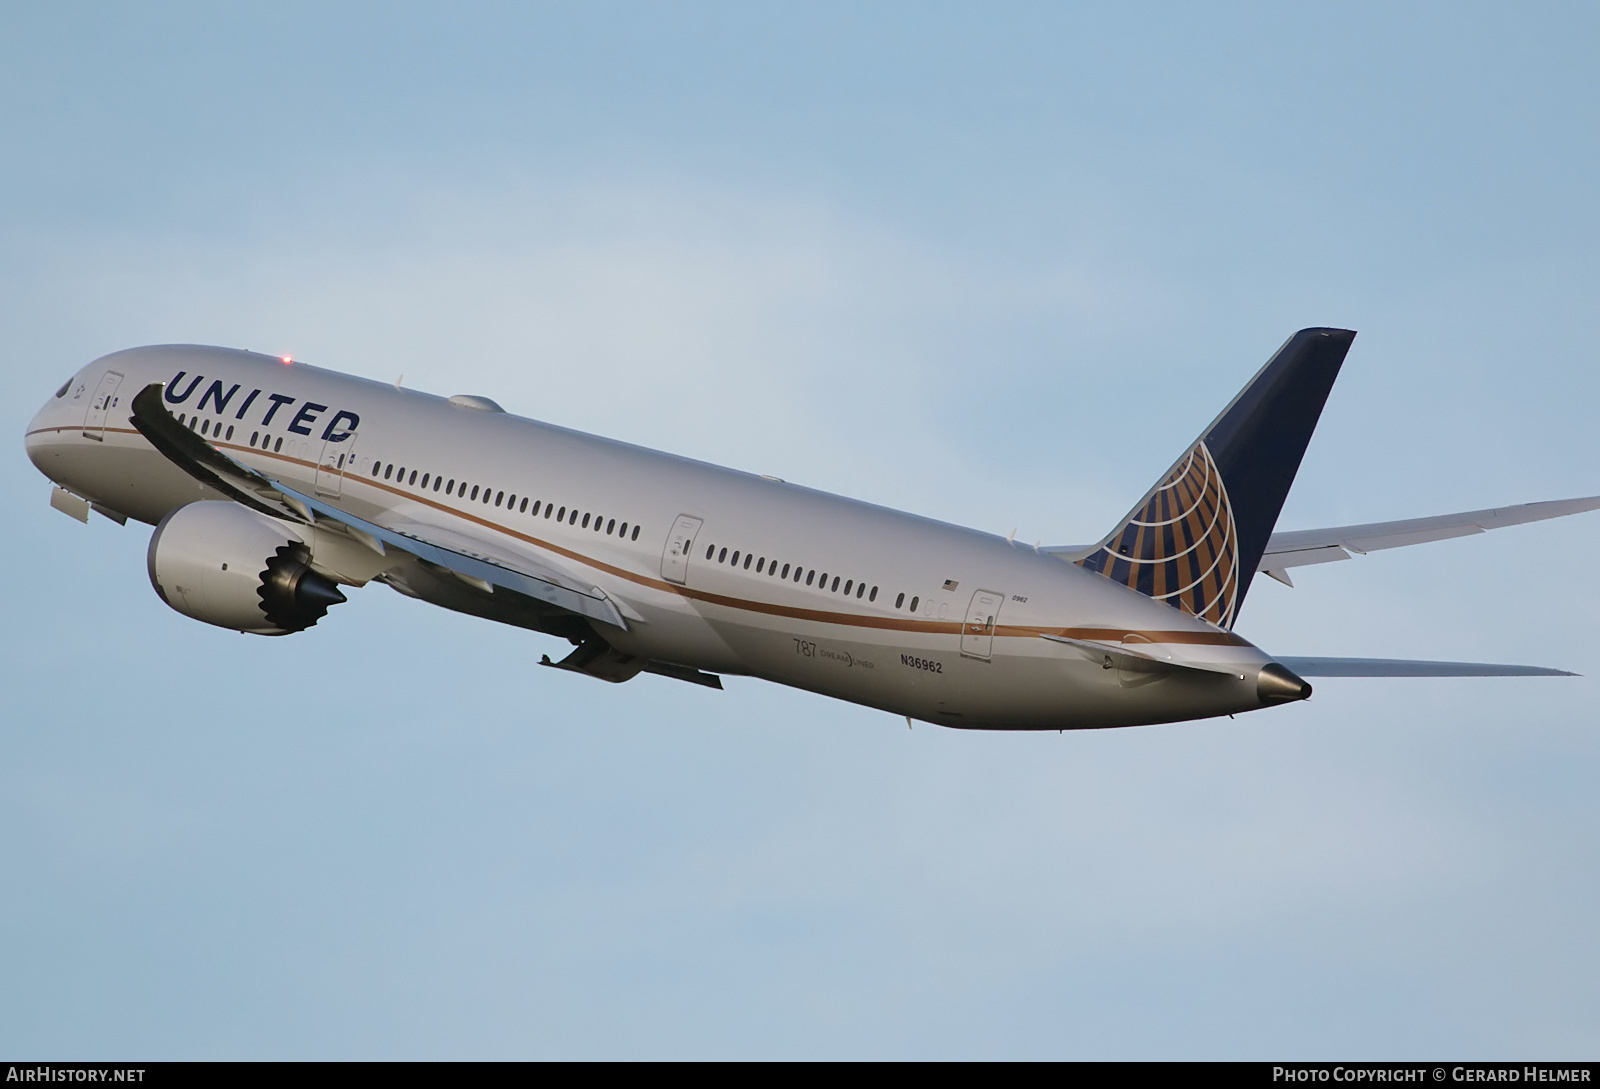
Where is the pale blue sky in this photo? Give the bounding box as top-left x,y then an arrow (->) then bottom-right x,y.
3,3 -> 1598,1058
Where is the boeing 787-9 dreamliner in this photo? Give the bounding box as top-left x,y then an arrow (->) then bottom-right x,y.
24,328 -> 1599,729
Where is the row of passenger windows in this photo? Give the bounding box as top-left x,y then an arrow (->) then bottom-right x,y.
369,460 -> 643,542
176,412 -> 247,445
177,410 -> 341,459
180,414 -> 917,604
700,542 -> 920,612
177,411 -> 297,459
179,415 -> 647,547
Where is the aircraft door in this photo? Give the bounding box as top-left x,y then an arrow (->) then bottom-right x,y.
660,514 -> 704,584
82,370 -> 124,440
960,589 -> 1004,661
315,434 -> 356,498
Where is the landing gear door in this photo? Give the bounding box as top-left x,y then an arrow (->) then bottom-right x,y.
960,589 -> 1004,661
315,435 -> 356,498
660,514 -> 704,585
82,370 -> 124,440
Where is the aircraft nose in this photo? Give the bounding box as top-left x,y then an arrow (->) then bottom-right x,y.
1257,662 -> 1312,704
25,399 -> 58,462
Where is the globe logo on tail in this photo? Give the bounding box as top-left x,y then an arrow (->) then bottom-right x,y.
1076,441 -> 1242,629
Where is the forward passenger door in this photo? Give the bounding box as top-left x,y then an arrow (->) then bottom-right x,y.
82,370 -> 123,441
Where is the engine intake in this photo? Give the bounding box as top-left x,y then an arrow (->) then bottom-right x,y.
147,501 -> 346,635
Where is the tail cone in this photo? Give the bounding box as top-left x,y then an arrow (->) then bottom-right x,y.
1257,662 -> 1312,705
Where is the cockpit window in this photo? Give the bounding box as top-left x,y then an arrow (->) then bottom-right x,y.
54,379 -> 71,398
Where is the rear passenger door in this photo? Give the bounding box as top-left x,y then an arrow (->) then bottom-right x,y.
960,589 -> 1004,660
660,515 -> 703,585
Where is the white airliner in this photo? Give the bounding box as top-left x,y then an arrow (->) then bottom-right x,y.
24,329 -> 1599,729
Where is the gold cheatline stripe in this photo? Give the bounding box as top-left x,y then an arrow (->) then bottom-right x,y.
33,424 -> 1252,647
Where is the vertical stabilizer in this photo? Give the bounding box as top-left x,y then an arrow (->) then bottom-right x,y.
1076,327 -> 1355,628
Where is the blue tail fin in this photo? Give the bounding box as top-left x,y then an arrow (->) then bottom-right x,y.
1076,327 -> 1355,629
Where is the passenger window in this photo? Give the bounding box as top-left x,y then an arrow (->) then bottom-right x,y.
545,505 -> 554,519
781,564 -> 790,579
606,518 -> 615,535
843,579 -> 852,595
410,471 -> 418,486
253,433 -> 261,448
531,500 -> 540,515
805,570 -> 815,586
755,558 -> 764,573
495,490 -> 503,506
718,548 -> 728,563
896,593 -> 905,609
483,489 -> 492,504
630,525 -> 640,541
579,513 -> 589,528
225,425 -> 234,440
569,509 -> 578,524
433,477 -> 442,492
557,506 -> 566,521
446,479 -> 455,494
706,545 -> 715,560
384,465 -> 394,480
177,414 -> 186,426
731,550 -> 740,565
831,576 -> 840,592
421,473 -> 430,488
619,521 -> 627,537
470,485 -> 479,500
274,437 -> 282,453
867,586 -> 876,601
743,554 -> 753,570
909,596 -> 919,612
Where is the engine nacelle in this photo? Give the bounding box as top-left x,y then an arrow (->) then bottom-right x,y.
147,501 -> 346,635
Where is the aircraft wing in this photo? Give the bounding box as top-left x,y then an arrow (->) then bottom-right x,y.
1257,496 -> 1600,585
275,484 -> 627,629
128,383 -> 626,629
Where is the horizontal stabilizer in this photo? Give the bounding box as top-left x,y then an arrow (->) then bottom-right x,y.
1259,495 -> 1600,584
1276,656 -> 1576,677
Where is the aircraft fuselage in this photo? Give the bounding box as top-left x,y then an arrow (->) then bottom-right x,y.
27,345 -> 1285,729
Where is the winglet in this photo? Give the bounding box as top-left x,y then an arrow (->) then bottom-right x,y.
1076,328 -> 1354,628
129,382 -> 309,522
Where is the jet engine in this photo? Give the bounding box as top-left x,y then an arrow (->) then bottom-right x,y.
147,501 -> 346,635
